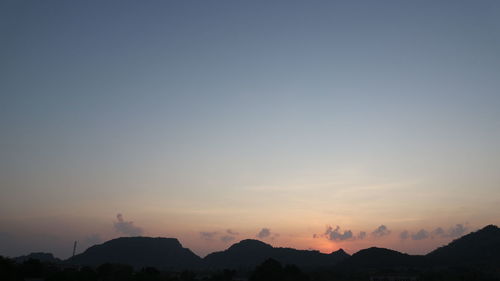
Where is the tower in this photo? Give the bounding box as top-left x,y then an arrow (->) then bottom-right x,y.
72,241 -> 77,257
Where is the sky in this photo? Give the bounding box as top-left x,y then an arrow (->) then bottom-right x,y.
1,0 -> 500,259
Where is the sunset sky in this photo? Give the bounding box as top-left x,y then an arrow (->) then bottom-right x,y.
1,0 -> 500,259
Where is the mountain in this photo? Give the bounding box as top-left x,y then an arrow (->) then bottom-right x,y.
340,247 -> 428,269
66,237 -> 203,270
204,239 -> 349,270
36,224 -> 500,271
14,252 -> 61,264
427,224 -> 500,266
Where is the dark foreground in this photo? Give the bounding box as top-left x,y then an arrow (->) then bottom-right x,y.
2,256 -> 500,281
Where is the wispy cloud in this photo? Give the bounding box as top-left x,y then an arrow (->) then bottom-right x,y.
220,229 -> 239,243
200,231 -> 218,241
226,229 -> 239,235
220,235 -> 235,243
199,229 -> 240,243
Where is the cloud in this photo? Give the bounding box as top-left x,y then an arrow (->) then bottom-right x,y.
200,231 -> 218,240
411,229 -> 429,240
220,235 -> 235,243
431,224 -> 469,238
432,227 -> 445,237
324,226 -> 354,241
226,229 -> 239,235
448,224 -> 467,238
219,229 -> 239,243
199,229 -> 240,242
257,228 -> 271,239
399,224 -> 469,241
113,214 -> 143,236
371,225 -> 391,238
314,226 -> 365,242
256,228 -> 279,240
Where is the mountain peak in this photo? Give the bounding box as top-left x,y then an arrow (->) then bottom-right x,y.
355,247 -> 402,255
478,224 -> 499,232
205,239 -> 348,269
106,236 -> 181,245
68,236 -> 202,269
342,246 -> 427,269
228,239 -> 273,250
332,248 -> 347,255
427,224 -> 500,265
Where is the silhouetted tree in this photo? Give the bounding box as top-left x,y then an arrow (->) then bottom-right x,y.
134,267 -> 162,281
208,269 -> 236,281
97,263 -> 134,281
20,258 -> 44,278
82,266 -> 97,278
250,258 -> 282,281
179,270 -> 196,281
0,256 -> 20,281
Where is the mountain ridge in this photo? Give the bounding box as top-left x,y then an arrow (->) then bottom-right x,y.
426,224 -> 500,266
204,239 -> 349,269
11,224 -> 500,271
66,236 -> 203,270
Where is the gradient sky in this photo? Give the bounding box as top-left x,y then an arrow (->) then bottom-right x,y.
1,0 -> 500,259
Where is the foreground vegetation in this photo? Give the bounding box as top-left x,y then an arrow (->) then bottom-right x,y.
2,255 -> 500,281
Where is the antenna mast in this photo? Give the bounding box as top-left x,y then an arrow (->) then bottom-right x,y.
72,241 -> 77,257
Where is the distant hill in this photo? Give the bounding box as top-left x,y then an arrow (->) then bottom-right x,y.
204,239 -> 349,270
66,237 -> 203,270
340,247 -> 428,269
14,252 -> 61,264
427,224 -> 500,266
13,224 -> 498,272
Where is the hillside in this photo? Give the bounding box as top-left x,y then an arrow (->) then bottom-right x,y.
427,224 -> 500,266
204,239 -> 349,269
10,224 -> 500,273
67,237 -> 203,270
340,247 -> 428,270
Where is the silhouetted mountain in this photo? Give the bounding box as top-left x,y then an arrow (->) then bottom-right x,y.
427,224 -> 500,266
340,247 -> 428,269
14,224 -> 497,274
204,239 -> 349,270
67,237 -> 203,270
14,252 -> 61,264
